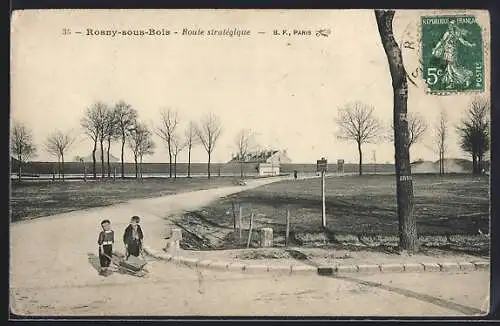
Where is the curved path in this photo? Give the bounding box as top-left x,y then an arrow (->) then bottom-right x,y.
10,177 -> 489,316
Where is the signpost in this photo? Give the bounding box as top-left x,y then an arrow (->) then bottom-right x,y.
316,157 -> 328,228
337,159 -> 344,174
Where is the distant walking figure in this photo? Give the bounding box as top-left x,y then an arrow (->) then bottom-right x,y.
123,216 -> 144,259
294,170 -> 298,180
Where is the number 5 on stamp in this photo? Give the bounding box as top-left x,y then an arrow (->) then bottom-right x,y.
421,15 -> 484,93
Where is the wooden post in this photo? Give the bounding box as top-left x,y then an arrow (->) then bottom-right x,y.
167,228 -> 183,251
246,212 -> 254,248
260,228 -> 273,247
239,205 -> 243,243
285,208 -> 290,247
83,164 -> 87,182
52,169 -> 55,181
231,201 -> 237,229
321,170 -> 326,228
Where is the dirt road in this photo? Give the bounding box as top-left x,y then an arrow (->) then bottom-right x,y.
10,177 -> 489,317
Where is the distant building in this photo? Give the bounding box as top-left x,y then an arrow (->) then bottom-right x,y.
74,149 -> 120,163
228,149 -> 292,164
228,149 -> 291,176
257,163 -> 280,176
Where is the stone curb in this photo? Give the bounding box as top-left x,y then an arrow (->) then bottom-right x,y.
317,260 -> 490,276
143,246 -> 489,276
143,246 -> 315,275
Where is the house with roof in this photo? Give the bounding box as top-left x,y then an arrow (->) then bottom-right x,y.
74,149 -> 120,163
228,149 -> 292,176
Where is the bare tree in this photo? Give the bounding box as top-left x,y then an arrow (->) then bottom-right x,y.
81,102 -> 108,179
234,128 -> 257,178
156,109 -> 179,178
11,121 -> 37,181
457,97 -> 489,174
336,101 -> 382,175
114,101 -> 138,179
128,123 -> 155,179
128,125 -> 142,179
104,108 -> 119,178
171,135 -> 186,179
138,131 -> 155,180
435,109 -> 448,175
45,130 -> 75,181
195,113 -> 223,179
389,112 -> 428,148
184,121 -> 198,178
375,9 -> 417,254
97,105 -> 112,178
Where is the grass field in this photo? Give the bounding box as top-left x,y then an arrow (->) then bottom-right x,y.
10,177 -> 240,222
177,174 -> 490,255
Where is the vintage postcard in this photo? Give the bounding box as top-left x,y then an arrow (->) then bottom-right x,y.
10,9 -> 490,317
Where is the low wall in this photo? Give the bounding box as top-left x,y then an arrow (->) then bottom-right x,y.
11,160 -> 480,177
11,161 -> 396,176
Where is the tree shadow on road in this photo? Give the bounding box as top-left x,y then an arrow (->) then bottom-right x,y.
332,274 -> 485,316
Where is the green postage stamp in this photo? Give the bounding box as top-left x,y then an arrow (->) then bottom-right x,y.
421,15 -> 484,93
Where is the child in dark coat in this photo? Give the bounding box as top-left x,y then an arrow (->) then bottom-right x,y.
123,216 -> 144,259
98,219 -> 114,275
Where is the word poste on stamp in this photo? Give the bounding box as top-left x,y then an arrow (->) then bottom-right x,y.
421,15 -> 484,93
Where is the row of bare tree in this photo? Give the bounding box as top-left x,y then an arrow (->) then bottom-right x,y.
11,103 -> 225,181
335,96 -> 490,176
11,96 -> 489,182
10,125 -> 76,181
153,109 -> 223,179
80,103 -> 225,180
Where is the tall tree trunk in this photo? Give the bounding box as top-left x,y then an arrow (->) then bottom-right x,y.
375,9 -> 417,254
207,152 -> 211,179
240,161 -> 244,178
438,154 -> 441,175
58,157 -> 61,179
107,137 -> 111,178
472,154 -> 477,174
438,153 -> 441,175
140,155 -> 143,179
61,153 -> 65,181
187,145 -> 192,178
357,142 -> 363,176
478,154 -> 483,174
134,156 -> 138,179
168,141 -> 172,178
92,140 -> 97,179
18,153 -> 22,182
441,151 -> 445,175
121,135 -> 126,179
174,155 -> 177,179
100,139 -> 105,179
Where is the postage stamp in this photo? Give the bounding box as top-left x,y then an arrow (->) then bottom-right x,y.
421,15 -> 484,93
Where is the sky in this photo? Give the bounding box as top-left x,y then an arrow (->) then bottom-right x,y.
11,9 -> 490,164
